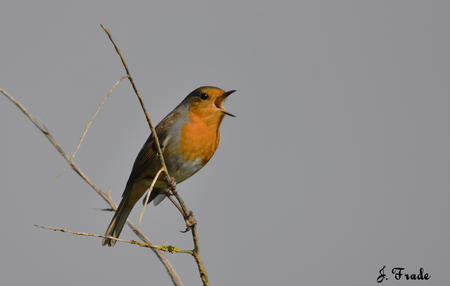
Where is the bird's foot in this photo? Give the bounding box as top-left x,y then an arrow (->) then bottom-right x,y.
167,176 -> 177,191
181,211 -> 197,233
163,176 -> 177,197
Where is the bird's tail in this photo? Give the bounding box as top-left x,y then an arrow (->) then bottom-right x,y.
102,198 -> 133,247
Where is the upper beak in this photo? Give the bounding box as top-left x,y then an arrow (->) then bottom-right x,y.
217,90 -> 236,117
223,89 -> 236,98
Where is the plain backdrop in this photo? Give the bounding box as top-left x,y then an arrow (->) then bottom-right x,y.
1,1 -> 449,285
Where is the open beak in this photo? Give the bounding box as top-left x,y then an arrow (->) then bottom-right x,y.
216,90 -> 236,117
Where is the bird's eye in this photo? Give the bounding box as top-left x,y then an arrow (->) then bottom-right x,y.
200,93 -> 209,100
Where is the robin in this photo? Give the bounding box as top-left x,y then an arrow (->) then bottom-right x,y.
102,86 -> 235,246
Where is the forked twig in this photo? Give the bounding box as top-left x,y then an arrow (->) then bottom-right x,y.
3,23 -> 213,286
1,88 -> 183,286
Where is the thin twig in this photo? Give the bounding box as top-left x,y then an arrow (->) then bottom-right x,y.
99,25 -> 210,286
139,167 -> 165,224
56,75 -> 129,179
34,225 -> 192,254
1,88 -> 184,286
100,24 -> 170,181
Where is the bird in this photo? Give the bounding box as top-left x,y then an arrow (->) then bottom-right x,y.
102,86 -> 235,246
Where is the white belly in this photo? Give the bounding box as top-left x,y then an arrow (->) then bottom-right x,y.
170,157 -> 204,183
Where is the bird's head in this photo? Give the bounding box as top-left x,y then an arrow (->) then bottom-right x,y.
183,86 -> 236,120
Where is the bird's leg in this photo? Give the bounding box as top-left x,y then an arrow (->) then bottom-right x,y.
167,176 -> 177,192
165,193 -> 184,216
166,195 -> 197,232
163,176 -> 197,232
165,194 -> 196,231
162,176 -> 177,198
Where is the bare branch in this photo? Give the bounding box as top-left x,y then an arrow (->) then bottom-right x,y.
34,225 -> 192,254
1,88 -> 184,286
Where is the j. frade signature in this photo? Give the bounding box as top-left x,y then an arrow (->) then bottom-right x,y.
377,265 -> 430,283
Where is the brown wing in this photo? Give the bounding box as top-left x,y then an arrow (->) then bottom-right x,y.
122,111 -> 181,198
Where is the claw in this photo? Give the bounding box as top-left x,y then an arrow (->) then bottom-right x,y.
181,211 -> 197,232
164,188 -> 174,196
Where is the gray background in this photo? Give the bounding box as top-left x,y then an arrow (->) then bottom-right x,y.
1,1 -> 449,285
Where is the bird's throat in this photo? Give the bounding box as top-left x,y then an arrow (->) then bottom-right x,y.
178,111 -> 222,164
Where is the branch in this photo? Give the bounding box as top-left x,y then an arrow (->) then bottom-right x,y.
0,88 -> 184,286
34,225 -> 192,254
100,24 -> 210,286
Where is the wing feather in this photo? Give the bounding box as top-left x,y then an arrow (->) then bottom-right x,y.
121,111 -> 181,198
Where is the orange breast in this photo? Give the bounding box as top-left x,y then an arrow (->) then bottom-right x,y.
178,112 -> 222,164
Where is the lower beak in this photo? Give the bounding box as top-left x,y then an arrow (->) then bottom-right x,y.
221,109 -> 236,117
217,90 -> 236,117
